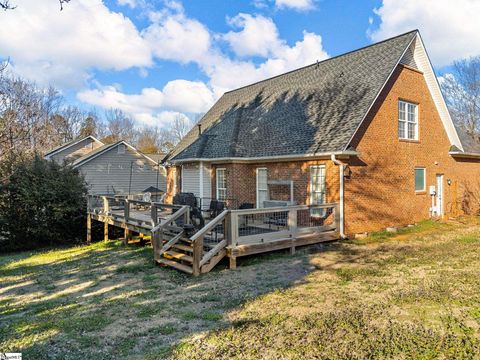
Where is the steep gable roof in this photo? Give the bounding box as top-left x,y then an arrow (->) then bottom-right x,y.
72,141 -> 158,168
168,30 -> 420,162
44,135 -> 103,158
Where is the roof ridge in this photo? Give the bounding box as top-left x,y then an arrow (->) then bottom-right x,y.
223,29 -> 419,95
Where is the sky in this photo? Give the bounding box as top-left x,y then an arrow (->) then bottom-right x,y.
1,0 -> 480,129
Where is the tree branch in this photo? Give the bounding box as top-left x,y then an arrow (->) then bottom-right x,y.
0,0 -> 69,11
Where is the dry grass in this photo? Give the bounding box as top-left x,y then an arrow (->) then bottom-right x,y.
1,218 -> 480,359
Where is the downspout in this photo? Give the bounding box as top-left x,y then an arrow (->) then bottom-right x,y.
331,154 -> 346,239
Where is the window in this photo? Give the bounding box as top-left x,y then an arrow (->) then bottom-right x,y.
415,168 -> 426,192
117,144 -> 126,154
256,168 -> 268,208
216,168 -> 227,200
398,100 -> 418,140
310,165 -> 326,216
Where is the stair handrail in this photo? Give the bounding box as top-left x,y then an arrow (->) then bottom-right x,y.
190,209 -> 229,275
190,209 -> 229,242
151,205 -> 189,233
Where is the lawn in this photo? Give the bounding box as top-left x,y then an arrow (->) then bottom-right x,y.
1,218 -> 480,359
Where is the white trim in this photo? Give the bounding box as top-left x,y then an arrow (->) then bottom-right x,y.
345,32 -> 464,152
449,151 -> 480,159
199,161 -> 204,200
72,141 -> 159,169
331,154 -> 346,238
45,135 -> 103,159
181,165 -> 184,192
216,168 -> 227,200
415,167 -> 426,192
256,167 -> 268,208
309,165 -> 326,206
172,151 -> 357,164
413,33 -> 463,151
344,34 -> 416,150
398,100 -> 419,140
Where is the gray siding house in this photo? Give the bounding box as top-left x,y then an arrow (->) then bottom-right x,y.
44,136 -> 103,164
45,137 -> 166,195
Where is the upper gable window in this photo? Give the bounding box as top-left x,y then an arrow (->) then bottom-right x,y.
117,144 -> 126,154
398,100 -> 418,140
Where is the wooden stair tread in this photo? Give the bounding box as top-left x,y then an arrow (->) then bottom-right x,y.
164,250 -> 193,263
172,244 -> 193,252
157,258 -> 193,274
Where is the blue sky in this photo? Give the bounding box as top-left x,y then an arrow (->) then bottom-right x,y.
1,0 -> 479,128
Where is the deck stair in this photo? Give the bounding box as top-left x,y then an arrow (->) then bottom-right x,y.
154,209 -> 230,275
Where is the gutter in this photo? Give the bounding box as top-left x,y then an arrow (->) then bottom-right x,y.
331,154 -> 347,239
449,151 -> 480,159
170,150 -> 358,165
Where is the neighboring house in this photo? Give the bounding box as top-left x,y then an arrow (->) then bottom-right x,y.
44,135 -> 103,164
164,30 -> 480,236
46,137 -> 167,195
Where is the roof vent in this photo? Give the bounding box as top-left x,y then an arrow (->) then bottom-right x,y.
198,124 -> 202,136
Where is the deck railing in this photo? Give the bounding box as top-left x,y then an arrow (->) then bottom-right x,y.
87,194 -> 185,229
229,203 -> 339,246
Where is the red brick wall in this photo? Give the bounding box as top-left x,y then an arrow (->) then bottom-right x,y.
345,64 -> 480,234
210,160 -> 340,208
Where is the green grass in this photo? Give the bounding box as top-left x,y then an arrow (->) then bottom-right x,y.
1,218 -> 480,359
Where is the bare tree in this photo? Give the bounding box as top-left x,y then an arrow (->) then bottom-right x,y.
1,0 -> 70,10
170,115 -> 192,143
441,56 -> 480,142
102,108 -> 136,144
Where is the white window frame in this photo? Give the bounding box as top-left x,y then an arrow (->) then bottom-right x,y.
216,168 -> 227,201
415,167 -> 426,193
398,100 -> 419,140
310,165 -> 326,216
256,168 -> 268,208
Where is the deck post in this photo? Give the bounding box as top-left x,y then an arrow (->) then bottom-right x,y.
150,204 -> 158,226
230,212 -> 238,246
86,214 -> 92,245
102,196 -> 109,214
124,227 -> 131,245
104,222 -> 108,242
288,208 -> 297,238
152,231 -> 161,261
124,199 -> 130,221
289,244 -> 296,255
229,255 -> 237,269
192,235 -> 203,276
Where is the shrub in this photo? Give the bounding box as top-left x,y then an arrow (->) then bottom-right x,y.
0,155 -> 88,251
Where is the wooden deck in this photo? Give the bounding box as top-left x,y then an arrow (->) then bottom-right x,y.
87,195 -> 340,275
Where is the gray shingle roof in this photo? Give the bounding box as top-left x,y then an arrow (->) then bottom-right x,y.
169,30 -> 418,161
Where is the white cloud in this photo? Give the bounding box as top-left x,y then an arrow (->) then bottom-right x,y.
143,3 -> 211,64
370,0 -> 480,66
224,13 -> 282,57
135,111 -> 190,128
203,32 -> 328,95
77,79 -> 215,126
117,0 -> 137,8
275,0 -> 315,11
0,0 -> 151,87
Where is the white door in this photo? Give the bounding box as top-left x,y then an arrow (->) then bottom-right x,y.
256,168 -> 268,208
436,174 -> 444,217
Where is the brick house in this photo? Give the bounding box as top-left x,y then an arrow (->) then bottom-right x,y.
163,30 -> 480,237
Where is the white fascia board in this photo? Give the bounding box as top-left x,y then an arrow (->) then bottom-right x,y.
170,151 -> 358,165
